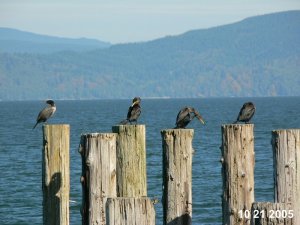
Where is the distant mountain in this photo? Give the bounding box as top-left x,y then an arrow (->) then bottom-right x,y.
0,11 -> 299,100
0,28 -> 110,53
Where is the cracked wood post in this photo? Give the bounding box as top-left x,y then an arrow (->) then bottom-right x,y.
43,124 -> 70,225
272,129 -> 300,225
221,124 -> 255,225
161,129 -> 193,225
106,197 -> 155,225
250,202 -> 293,225
112,125 -> 147,197
79,133 -> 117,225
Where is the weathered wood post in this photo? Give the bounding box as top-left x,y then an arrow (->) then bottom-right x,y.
106,197 -> 155,225
272,129 -> 300,225
42,124 -> 70,225
161,129 -> 193,225
112,125 -> 147,197
107,125 -> 152,224
79,133 -> 117,225
221,124 -> 255,225
250,202 -> 293,225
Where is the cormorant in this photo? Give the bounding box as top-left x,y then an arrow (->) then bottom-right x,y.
174,107 -> 205,129
120,97 -> 141,125
33,100 -> 56,129
234,102 -> 255,124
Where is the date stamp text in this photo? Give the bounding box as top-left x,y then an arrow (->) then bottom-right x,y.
238,209 -> 294,219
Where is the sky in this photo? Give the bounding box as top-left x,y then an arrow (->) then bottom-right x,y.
1,0 -> 300,44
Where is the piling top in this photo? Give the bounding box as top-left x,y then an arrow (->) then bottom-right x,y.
112,124 -> 145,128
221,123 -> 254,128
43,124 -> 70,128
161,128 -> 193,133
81,132 -> 117,138
272,129 -> 300,133
161,129 -> 194,138
112,124 -> 145,133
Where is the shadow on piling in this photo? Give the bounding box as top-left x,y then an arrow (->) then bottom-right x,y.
167,214 -> 192,225
43,172 -> 62,224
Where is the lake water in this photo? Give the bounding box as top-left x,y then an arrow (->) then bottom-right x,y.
0,97 -> 299,225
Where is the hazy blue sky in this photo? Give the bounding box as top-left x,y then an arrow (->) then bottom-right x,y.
1,0 -> 300,43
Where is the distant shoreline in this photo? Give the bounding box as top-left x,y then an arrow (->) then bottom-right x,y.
1,96 -> 300,102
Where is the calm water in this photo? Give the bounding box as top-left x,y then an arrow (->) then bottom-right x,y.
0,97 -> 299,225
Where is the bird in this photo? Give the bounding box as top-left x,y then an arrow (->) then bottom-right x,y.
174,107 -> 205,129
234,102 -> 256,124
119,97 -> 141,125
33,100 -> 56,129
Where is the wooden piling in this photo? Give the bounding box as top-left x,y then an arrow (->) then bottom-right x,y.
42,124 -> 70,225
161,129 -> 193,225
79,133 -> 117,225
106,197 -> 155,225
221,124 -> 255,225
112,125 -> 147,197
250,202 -> 293,225
272,129 -> 300,225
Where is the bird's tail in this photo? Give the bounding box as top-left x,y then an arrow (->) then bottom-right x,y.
119,119 -> 129,125
33,122 -> 38,129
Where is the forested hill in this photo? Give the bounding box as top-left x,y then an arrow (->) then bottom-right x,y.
0,10 -> 299,100
0,27 -> 110,53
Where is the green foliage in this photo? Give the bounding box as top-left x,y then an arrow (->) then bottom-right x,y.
0,11 -> 299,100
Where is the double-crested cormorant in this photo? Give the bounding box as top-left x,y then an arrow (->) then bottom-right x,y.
174,106 -> 205,129
33,100 -> 56,129
234,102 -> 255,124
120,97 -> 141,125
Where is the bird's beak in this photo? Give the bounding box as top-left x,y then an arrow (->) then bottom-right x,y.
131,100 -> 138,107
196,115 -> 205,124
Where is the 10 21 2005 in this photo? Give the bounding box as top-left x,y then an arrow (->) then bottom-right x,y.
238,209 -> 294,219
